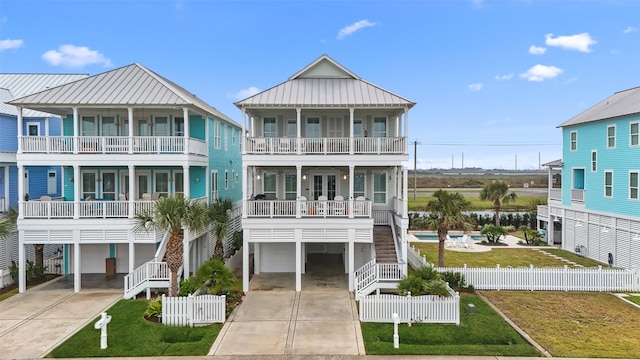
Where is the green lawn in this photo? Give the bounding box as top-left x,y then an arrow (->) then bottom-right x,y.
410,242 -> 604,268
542,248 -> 609,267
47,299 -> 221,357
361,293 -> 541,356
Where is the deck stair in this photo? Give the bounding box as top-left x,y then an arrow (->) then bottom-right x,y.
373,226 -> 398,263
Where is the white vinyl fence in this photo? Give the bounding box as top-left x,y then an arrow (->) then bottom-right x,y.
359,287 -> 460,325
407,245 -> 429,269
433,264 -> 640,292
162,294 -> 226,327
0,269 -> 13,288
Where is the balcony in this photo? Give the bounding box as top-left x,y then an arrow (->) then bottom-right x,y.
571,189 -> 585,203
245,137 -> 406,155
245,199 -> 372,218
22,199 -> 156,219
20,136 -> 207,156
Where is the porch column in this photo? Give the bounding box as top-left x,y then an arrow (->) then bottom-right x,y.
295,241 -> 302,291
548,166 -> 553,192
18,232 -> 25,292
127,107 -> 134,154
403,167 -> 409,218
349,108 -> 354,155
3,166 -> 8,210
205,168 -> 210,202
183,165 -> 190,198
129,242 -> 135,274
296,165 -> 302,218
183,228 -> 190,279
348,165 -> 354,219
73,165 -> 80,219
17,165 -> 24,219
242,165 -> 248,217
73,107 -> 79,154
296,108 -> 302,155
17,106 -> 23,154
254,243 -> 260,274
241,108 -> 246,154
242,229 -> 249,292
348,240 -> 354,291
128,165 -> 134,217
183,108 -> 190,155
404,107 -> 409,138
74,241 -> 81,292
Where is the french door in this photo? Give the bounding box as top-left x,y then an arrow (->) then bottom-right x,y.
311,173 -> 337,200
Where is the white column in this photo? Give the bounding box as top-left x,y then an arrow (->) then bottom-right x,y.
254,243 -> 260,274
73,107 -> 79,154
348,240 -> 354,291
295,241 -> 301,291
242,229 -> 249,292
18,232 -> 25,292
242,165 -> 248,217
183,229 -> 190,279
17,106 -> 23,154
45,116 -> 50,136
349,165 -> 354,219
296,165 -> 302,218
74,241 -> 81,292
403,167 -> 409,218
349,108 -> 354,155
129,242 -> 135,274
183,165 -> 190,198
73,165 -> 80,219
241,108 -> 246,154
3,166 -> 8,210
404,108 -> 409,138
183,108 -> 190,154
127,107 -> 134,154
296,108 -> 302,154
205,167 -> 210,203
17,165 -> 24,219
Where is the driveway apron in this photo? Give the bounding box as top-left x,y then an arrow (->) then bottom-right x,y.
0,277 -> 122,359
211,288 -> 364,355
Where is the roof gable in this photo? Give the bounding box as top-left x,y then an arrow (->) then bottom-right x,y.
289,55 -> 359,80
559,86 -> 640,127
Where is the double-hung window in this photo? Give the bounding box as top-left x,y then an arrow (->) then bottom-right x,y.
263,173 -> 276,200
570,131 -> 577,151
373,117 -> 387,137
607,125 -> 616,148
354,172 -> 365,198
373,172 -> 387,204
630,171 -> 639,200
630,122 -> 639,147
214,121 -> 221,149
604,171 -> 613,198
285,173 -> 297,200
263,117 -> 276,137
591,151 -> 597,172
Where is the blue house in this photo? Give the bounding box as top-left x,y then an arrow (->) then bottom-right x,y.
538,86 -> 640,269
9,64 -> 242,295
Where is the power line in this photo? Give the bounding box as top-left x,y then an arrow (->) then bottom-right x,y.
419,143 -> 560,147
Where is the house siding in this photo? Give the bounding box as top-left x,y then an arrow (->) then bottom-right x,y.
207,117 -> 242,202
0,115 -> 18,151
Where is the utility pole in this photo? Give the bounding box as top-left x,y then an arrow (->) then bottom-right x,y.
413,140 -> 421,200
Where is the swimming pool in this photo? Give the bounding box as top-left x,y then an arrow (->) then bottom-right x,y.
412,233 -> 484,241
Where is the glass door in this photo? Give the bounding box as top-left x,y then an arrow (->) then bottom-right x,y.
137,173 -> 150,199
81,172 -> 97,200
312,174 -> 337,200
101,172 -> 116,200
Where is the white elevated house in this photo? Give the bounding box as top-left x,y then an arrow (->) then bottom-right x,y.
235,55 -> 416,293
9,64 -> 243,296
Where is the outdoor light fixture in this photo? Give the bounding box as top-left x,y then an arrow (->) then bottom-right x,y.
195,177 -> 200,183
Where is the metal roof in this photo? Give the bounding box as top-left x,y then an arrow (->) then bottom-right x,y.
0,73 -> 88,98
9,63 -> 237,125
235,55 -> 415,109
542,159 -> 563,167
0,88 -> 61,118
558,86 -> 640,127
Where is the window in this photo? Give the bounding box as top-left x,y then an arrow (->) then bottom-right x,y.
213,121 -> 221,149
211,171 -> 218,201
263,173 -> 276,199
354,172 -> 365,198
306,118 -> 320,138
604,171 -> 613,198
630,171 -> 639,200
224,170 -> 229,189
232,128 -> 237,144
27,122 -> 40,136
263,117 -> 276,138
174,172 -> 184,197
47,171 -> 56,194
591,150 -> 597,172
82,116 -> 97,136
285,173 -> 297,200
231,170 -> 235,188
373,172 -> 387,204
607,125 -> 616,148
174,117 -> 185,137
155,172 -> 169,198
102,172 -> 116,200
631,122 -> 639,147
138,119 -> 148,136
373,117 -> 387,137
224,125 -> 229,150
102,117 -> 117,136
354,120 -> 364,137
81,172 -> 97,200
286,120 -> 296,137
154,117 -> 169,136
570,131 -> 577,151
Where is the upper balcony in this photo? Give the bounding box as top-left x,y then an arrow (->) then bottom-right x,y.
244,136 -> 406,155
19,136 -> 207,156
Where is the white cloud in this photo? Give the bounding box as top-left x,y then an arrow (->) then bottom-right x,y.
42,44 -> 112,68
529,45 -> 547,55
544,33 -> 596,53
520,64 -> 563,82
0,39 -> 24,51
623,26 -> 637,34
337,20 -> 376,40
495,73 -> 513,81
468,83 -> 483,91
232,86 -> 260,100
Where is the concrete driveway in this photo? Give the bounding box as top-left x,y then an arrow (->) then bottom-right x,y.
0,276 -> 122,359
210,288 -> 364,355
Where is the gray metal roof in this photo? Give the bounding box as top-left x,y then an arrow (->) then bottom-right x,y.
0,88 -> 60,118
0,73 -> 88,98
542,159 -> 563,167
559,86 -> 640,127
235,55 -> 416,109
9,63 -> 237,125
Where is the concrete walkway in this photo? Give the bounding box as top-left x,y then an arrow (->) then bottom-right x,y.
210,288 -> 364,355
0,276 -> 122,359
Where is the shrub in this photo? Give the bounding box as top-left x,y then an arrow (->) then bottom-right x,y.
481,224 -> 508,243
178,277 -> 198,296
423,278 -> 450,297
145,297 -> 162,318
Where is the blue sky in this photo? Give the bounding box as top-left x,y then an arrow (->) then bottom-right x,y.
1,0 -> 639,170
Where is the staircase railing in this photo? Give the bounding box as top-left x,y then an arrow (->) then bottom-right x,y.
123,261 -> 170,299
354,260 -> 403,300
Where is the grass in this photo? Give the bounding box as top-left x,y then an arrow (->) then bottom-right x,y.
481,291 -> 640,358
361,293 -> 541,356
624,295 -> 640,306
0,287 -> 18,301
411,242 -> 602,268
47,299 -> 221,357
543,248 -> 609,267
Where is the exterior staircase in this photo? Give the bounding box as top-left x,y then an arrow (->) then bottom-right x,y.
374,226 -> 397,263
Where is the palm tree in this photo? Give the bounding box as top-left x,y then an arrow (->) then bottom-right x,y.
425,190 -> 471,267
209,198 -> 233,259
0,207 -> 17,240
480,181 -> 517,226
134,196 -> 210,296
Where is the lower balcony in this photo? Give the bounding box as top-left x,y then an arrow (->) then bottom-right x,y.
20,136 -> 207,156
245,199 -> 372,218
22,199 -> 153,219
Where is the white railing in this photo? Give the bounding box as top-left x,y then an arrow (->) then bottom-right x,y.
359,287 -> 460,325
0,268 -> 13,288
43,257 -> 63,274
433,265 -> 640,292
245,136 -> 406,155
407,245 -> 430,269
123,261 -> 170,299
354,259 -> 377,294
549,188 -> 562,201
22,200 -> 155,218
571,189 -> 585,202
245,199 -> 371,218
354,261 -> 404,299
538,205 -> 549,217
20,136 -> 207,156
162,294 -> 226,326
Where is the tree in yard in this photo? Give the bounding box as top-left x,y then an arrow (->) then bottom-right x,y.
0,207 -> 17,240
209,198 -> 233,259
480,181 -> 517,226
480,224 -> 508,244
425,190 -> 471,267
134,196 -> 210,296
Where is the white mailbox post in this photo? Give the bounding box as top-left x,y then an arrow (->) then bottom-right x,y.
94,312 -> 112,349
392,312 -> 400,349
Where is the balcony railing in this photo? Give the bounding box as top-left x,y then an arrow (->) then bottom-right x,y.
538,205 -> 549,217
549,188 -> 562,201
20,136 -> 207,156
245,199 -> 372,218
571,189 -> 585,203
245,137 -> 406,155
22,200 -> 154,219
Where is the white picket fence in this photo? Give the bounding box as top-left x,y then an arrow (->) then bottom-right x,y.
0,269 -> 13,288
433,264 -> 640,292
162,294 -> 226,327
359,286 -> 460,325
407,245 -> 430,269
